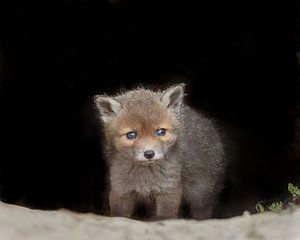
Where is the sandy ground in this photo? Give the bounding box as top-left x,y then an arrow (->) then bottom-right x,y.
0,201 -> 299,240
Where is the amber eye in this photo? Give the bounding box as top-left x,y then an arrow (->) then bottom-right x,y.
126,131 -> 137,139
156,128 -> 166,137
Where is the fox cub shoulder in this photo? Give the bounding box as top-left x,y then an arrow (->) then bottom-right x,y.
94,84 -> 225,220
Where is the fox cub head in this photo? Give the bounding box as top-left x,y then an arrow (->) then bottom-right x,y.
94,84 -> 185,165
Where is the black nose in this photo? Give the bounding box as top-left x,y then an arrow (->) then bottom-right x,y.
144,150 -> 155,159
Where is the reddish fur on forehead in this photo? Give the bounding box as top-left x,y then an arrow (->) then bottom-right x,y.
114,88 -> 174,132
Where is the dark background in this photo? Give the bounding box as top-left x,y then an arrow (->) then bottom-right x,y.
0,0 -> 299,217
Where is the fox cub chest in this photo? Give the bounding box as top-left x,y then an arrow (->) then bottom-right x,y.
111,163 -> 180,197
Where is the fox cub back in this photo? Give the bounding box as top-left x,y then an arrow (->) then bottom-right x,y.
94,84 -> 225,220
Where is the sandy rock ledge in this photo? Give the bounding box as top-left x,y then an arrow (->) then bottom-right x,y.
0,201 -> 299,240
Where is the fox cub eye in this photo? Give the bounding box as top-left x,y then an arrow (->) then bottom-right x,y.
156,128 -> 166,137
126,131 -> 137,139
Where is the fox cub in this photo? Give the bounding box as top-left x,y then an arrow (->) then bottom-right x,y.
94,84 -> 225,220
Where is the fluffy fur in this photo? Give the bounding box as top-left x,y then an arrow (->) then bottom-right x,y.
94,84 -> 225,220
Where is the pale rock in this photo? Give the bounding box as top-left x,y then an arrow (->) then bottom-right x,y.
0,201 -> 299,240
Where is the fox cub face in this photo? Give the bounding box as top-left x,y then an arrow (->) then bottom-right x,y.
95,85 -> 184,165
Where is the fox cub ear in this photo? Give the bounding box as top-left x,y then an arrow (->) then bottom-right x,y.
94,96 -> 121,123
162,84 -> 185,109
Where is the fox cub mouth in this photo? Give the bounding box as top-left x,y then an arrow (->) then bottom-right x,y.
137,159 -> 159,165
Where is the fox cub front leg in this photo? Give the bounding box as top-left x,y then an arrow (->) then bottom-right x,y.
109,191 -> 135,218
155,189 -> 182,219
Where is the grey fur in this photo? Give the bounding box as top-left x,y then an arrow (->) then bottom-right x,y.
94,85 -> 225,220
